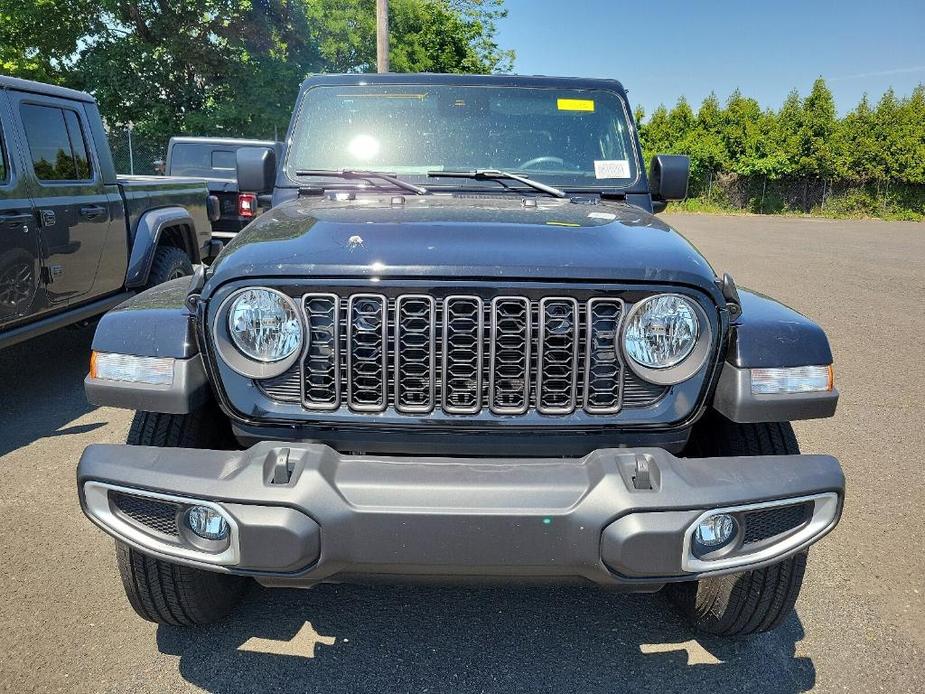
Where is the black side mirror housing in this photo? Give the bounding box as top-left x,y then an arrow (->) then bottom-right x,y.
649,154 -> 690,212
236,146 -> 277,194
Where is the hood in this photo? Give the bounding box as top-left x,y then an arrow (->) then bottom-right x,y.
207,194 -> 718,294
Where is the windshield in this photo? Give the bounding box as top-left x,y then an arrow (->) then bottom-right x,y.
286,84 -> 639,190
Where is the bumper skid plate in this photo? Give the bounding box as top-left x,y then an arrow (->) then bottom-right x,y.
78,443 -> 843,587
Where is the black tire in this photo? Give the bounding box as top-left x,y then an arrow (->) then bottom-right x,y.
127,405 -> 231,450
116,541 -> 248,626
668,415 -> 808,637
117,406 -> 246,626
145,245 -> 193,289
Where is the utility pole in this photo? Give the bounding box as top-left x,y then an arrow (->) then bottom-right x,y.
127,122 -> 134,175
376,0 -> 389,73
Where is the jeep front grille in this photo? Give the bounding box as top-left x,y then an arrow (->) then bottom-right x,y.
258,292 -> 668,416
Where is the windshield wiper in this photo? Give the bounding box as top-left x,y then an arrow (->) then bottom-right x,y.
427,169 -> 567,198
294,169 -> 428,195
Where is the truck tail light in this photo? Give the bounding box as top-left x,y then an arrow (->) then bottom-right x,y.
238,193 -> 258,218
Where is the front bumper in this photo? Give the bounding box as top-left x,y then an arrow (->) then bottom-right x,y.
77,443 -> 843,589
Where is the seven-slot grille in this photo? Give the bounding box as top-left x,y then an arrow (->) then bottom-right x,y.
259,293 -> 668,416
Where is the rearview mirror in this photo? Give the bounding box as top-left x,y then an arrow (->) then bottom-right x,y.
236,146 -> 277,194
649,155 -> 690,212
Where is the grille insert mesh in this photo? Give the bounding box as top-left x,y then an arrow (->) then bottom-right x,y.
490,297 -> 531,414
112,492 -> 180,537
347,294 -> 387,411
743,503 -> 809,544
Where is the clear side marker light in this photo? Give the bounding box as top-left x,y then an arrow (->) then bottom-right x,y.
90,352 -> 175,386
750,365 -> 833,394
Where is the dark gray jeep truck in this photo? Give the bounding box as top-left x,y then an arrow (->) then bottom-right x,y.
0,75 -> 216,349
164,136 -> 277,239
78,74 -> 843,637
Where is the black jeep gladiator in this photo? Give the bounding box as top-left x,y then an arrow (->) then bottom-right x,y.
77,73 -> 843,637
0,75 -> 217,349
164,136 -> 277,239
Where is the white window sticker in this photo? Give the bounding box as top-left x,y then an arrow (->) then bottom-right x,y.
594,159 -> 631,179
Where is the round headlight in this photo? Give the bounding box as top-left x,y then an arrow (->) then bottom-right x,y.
228,288 -> 302,362
623,294 -> 700,369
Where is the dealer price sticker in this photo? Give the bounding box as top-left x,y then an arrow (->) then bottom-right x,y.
594,160 -> 631,179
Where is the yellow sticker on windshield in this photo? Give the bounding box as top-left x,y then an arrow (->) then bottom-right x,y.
557,98 -> 595,112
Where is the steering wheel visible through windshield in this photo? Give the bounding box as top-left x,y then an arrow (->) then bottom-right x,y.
285,84 -> 640,192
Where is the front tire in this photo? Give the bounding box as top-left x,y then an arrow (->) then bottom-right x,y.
668,415 -> 809,636
117,406 -> 246,626
145,245 -> 193,289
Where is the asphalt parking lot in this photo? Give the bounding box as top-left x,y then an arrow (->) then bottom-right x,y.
0,213 -> 922,693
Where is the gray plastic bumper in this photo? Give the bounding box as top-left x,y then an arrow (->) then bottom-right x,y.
77,443 -> 843,587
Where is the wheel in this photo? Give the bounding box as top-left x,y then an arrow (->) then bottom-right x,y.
146,245 -> 193,289
667,415 -> 809,636
0,248 -> 37,320
116,406 -> 246,626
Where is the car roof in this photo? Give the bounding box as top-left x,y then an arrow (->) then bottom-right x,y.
300,72 -> 627,94
168,136 -> 276,148
0,74 -> 96,103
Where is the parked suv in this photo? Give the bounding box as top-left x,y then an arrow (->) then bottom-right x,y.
78,74 -> 843,637
0,75 -> 216,349
165,136 -> 277,239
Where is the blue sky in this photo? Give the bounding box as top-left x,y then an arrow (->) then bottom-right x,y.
496,0 -> 925,118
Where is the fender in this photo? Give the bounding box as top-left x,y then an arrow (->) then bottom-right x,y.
726,289 -> 832,368
713,289 -> 837,423
125,207 -> 200,289
86,278 -> 209,414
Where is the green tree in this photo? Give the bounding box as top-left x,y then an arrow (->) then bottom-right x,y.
1,0 -> 514,140
796,77 -> 837,178
835,94 -> 879,183
720,89 -> 764,175
683,92 -> 727,182
0,0 -> 95,82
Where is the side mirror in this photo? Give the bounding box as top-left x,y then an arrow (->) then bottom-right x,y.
236,146 -> 277,194
649,154 -> 690,212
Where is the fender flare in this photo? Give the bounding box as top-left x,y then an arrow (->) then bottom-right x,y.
86,278 -> 210,414
726,289 -> 832,368
125,206 -> 200,289
712,289 -> 837,422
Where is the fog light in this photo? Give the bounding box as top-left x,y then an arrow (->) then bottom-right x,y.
186,506 -> 230,541
695,513 -> 738,547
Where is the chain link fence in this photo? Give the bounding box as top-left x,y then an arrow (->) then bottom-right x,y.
108,128 -> 166,176
690,172 -> 925,219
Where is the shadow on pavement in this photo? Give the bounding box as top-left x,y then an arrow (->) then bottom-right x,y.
0,324 -> 101,457
158,583 -> 814,693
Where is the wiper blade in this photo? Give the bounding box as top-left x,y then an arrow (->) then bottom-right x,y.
427,169 -> 567,198
294,169 -> 428,195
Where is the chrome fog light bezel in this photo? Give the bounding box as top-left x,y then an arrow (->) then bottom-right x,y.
82,481 -> 240,566
681,492 -> 839,574
619,293 -> 713,386
213,286 -> 306,379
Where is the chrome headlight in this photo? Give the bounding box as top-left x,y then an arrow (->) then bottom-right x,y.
228,288 -> 302,362
621,294 -> 711,385
214,288 -> 304,379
